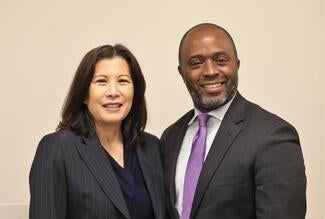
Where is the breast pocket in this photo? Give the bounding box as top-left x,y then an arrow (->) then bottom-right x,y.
209,175 -> 246,188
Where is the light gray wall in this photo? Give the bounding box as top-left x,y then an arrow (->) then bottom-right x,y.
0,0 -> 324,218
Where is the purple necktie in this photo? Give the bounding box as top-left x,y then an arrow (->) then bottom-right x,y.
182,113 -> 210,219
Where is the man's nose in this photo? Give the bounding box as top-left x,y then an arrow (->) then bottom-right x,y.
204,59 -> 218,76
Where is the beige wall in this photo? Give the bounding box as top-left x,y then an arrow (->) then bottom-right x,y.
0,0 -> 324,218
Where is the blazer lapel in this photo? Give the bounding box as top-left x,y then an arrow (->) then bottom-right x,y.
137,148 -> 162,219
76,134 -> 130,219
190,93 -> 246,218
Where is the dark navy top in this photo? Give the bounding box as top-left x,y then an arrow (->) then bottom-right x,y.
106,145 -> 155,219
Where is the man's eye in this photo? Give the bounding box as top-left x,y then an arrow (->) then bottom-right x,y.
216,57 -> 228,64
190,60 -> 202,67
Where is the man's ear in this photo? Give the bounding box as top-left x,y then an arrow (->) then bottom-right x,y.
237,59 -> 240,69
178,65 -> 185,82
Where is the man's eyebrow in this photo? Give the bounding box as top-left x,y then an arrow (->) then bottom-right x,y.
188,54 -> 204,60
188,51 -> 229,60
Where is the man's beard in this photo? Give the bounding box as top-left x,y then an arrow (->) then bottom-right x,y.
186,80 -> 237,112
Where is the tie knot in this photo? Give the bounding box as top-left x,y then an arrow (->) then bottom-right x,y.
197,113 -> 210,127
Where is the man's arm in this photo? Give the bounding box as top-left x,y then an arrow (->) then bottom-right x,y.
254,121 -> 306,219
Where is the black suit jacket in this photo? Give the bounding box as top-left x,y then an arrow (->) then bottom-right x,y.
29,129 -> 165,219
160,93 -> 306,219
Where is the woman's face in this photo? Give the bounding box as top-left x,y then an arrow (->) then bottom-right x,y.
85,57 -> 134,128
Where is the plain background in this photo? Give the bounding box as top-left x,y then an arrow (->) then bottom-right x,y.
0,0 -> 324,218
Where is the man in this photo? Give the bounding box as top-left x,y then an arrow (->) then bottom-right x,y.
160,23 -> 306,219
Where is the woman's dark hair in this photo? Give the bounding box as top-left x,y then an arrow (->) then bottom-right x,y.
57,44 -> 147,147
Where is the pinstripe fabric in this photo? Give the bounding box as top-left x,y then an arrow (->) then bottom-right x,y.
29,129 -> 165,219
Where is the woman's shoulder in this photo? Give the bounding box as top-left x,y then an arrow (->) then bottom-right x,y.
139,132 -> 163,170
140,132 -> 160,151
142,131 -> 159,143
142,132 -> 161,149
40,128 -> 78,143
36,128 -> 80,154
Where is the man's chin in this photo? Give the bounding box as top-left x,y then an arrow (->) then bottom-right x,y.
195,97 -> 227,112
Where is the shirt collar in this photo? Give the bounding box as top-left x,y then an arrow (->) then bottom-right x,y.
188,91 -> 237,125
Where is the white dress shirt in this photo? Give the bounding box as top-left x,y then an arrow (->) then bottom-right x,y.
175,95 -> 235,216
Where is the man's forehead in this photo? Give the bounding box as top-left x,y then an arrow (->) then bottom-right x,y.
182,30 -> 232,56
183,26 -> 229,45
178,24 -> 238,63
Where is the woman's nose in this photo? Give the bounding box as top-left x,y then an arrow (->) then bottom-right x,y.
105,82 -> 119,97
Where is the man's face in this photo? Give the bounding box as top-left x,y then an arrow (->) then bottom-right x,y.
179,27 -> 240,112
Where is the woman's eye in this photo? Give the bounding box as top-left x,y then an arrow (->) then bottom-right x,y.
95,79 -> 107,84
119,79 -> 130,84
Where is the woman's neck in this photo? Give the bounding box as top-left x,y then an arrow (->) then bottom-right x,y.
96,124 -> 122,146
95,123 -> 125,167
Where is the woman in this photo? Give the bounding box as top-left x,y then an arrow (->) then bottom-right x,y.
29,45 -> 165,219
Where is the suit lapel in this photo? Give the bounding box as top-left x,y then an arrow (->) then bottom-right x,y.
190,93 -> 246,218
137,147 -> 161,219
167,110 -> 194,210
76,134 -> 130,219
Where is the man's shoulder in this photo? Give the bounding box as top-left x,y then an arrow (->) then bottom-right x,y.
161,109 -> 194,138
242,96 -> 296,131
